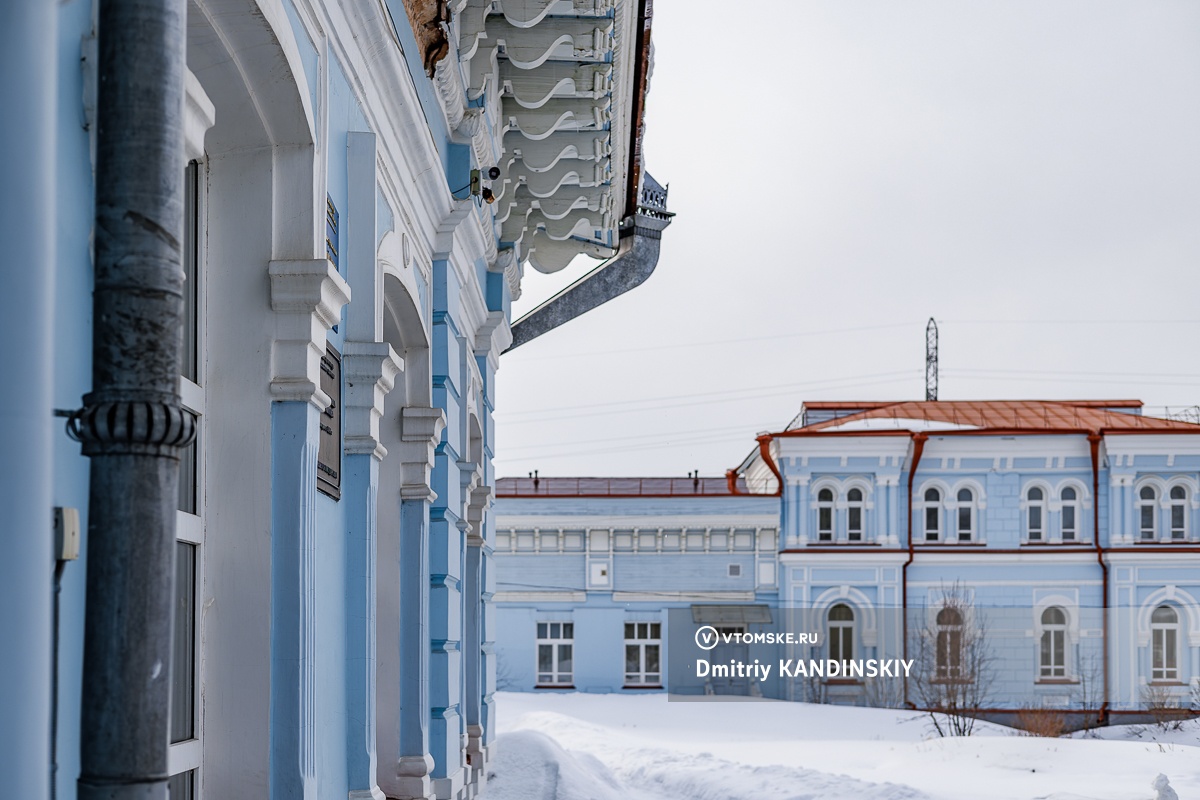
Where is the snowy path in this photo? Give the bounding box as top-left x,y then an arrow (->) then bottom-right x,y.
487,693 -> 1200,800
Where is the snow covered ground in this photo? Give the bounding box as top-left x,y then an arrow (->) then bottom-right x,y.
486,692 -> 1200,800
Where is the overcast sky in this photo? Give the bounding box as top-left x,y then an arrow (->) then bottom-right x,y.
492,0 -> 1200,480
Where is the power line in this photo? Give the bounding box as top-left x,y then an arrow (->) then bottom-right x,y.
497,370 -> 921,423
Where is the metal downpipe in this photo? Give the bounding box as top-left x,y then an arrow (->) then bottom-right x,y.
74,0 -> 194,797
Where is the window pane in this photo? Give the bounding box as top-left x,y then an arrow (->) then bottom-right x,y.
1152,606 -> 1177,624
957,489 -> 972,503
1165,629 -> 1177,668
171,542 -> 196,744
1062,506 -> 1075,537
537,623 -> 547,639
818,507 -> 832,535
1028,506 -> 1041,535
177,438 -> 197,515
646,645 -> 659,673
1061,487 -> 1076,501
181,162 -> 199,384
650,623 -> 660,638
557,644 -> 573,675
1171,505 -> 1184,532
624,623 -> 634,639
818,488 -> 833,502
1028,487 -> 1043,501
626,644 -> 640,674
1040,631 -> 1051,669
538,644 -> 552,673
563,623 -> 573,639
1141,505 -> 1155,537
848,488 -> 862,502
925,507 -> 939,539
924,488 -> 940,502
1141,487 -> 1155,500
1170,486 -> 1186,500
848,507 -> 861,535
168,769 -> 195,800
958,507 -> 971,535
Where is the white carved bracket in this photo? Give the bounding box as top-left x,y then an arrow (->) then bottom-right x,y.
466,484 -> 493,546
269,259 -> 351,408
399,406 -> 447,500
343,341 -> 404,460
433,198 -> 475,260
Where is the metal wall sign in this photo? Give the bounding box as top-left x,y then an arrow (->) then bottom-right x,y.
317,344 -> 341,500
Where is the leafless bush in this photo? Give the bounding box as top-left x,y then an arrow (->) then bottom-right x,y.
1142,684 -> 1190,732
1016,703 -> 1068,738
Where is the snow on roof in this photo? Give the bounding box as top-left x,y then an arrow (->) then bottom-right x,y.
819,417 -> 981,432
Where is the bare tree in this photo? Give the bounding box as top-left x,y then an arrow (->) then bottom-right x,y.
910,582 -> 995,736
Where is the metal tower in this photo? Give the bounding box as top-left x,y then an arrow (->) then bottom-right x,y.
925,317 -> 938,401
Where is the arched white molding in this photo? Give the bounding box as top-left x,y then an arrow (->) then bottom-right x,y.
383,274 -> 432,410
948,478 -> 988,508
1136,587 -> 1200,648
1032,597 -> 1078,679
842,476 -> 876,509
808,478 -> 841,506
811,586 -> 879,647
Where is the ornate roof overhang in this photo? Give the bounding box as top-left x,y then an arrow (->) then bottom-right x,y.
436,0 -> 652,274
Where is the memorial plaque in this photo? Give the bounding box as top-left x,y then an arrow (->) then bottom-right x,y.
317,344 -> 341,500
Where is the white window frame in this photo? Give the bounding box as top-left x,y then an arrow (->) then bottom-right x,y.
536,622 -> 574,686
1168,485 -> 1188,541
623,622 -> 662,686
1038,606 -> 1068,679
1150,606 -> 1180,682
935,607 -> 964,681
1059,486 -> 1080,542
169,155 -> 206,796
846,486 -> 866,542
954,488 -> 976,542
815,487 -> 835,542
1025,486 -> 1046,542
827,604 -> 854,662
922,487 -> 942,542
1138,485 -> 1158,541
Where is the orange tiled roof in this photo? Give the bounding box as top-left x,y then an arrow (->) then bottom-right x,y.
785,400 -> 1200,434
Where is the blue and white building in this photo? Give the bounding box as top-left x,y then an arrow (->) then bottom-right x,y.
1,0 -> 664,798
492,400 -> 1200,719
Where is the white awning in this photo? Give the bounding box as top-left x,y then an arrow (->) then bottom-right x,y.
690,605 -> 773,625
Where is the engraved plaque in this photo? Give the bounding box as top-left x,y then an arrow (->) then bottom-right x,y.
317,344 -> 341,500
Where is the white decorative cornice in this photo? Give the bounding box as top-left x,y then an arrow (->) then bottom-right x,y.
398,406 -> 447,500
343,342 -> 403,459
268,259 -> 351,408
466,485 -> 494,546
433,198 -> 475,260
473,309 -> 512,370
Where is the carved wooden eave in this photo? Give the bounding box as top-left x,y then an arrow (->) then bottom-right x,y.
442,0 -> 650,276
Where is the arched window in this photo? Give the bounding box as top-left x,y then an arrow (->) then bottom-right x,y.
956,488 -> 975,542
1139,486 -> 1158,541
1169,486 -> 1188,541
936,607 -> 963,680
1151,606 -> 1179,681
1060,487 -> 1078,542
847,487 -> 865,541
1026,487 -> 1044,542
1039,606 -> 1067,678
924,488 -> 941,542
817,488 -> 834,542
828,603 -> 854,662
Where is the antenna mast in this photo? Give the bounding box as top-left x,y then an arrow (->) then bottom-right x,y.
925,318 -> 938,401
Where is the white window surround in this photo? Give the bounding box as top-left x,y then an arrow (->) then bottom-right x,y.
828,604 -> 854,663
623,622 -> 662,686
1135,477 -> 1198,543
1018,480 -> 1091,544
535,622 -> 574,686
916,479 -> 986,544
1036,605 -> 1071,680
807,478 -> 876,544
1150,606 -> 1180,682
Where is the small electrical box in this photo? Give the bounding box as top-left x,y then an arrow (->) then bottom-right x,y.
55,507 -> 80,561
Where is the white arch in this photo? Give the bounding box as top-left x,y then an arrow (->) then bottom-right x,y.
811,586 -> 879,647
1136,587 -> 1200,647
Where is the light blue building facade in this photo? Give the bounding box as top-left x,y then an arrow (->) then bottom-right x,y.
493,401 -> 1200,721
1,0 -> 662,798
